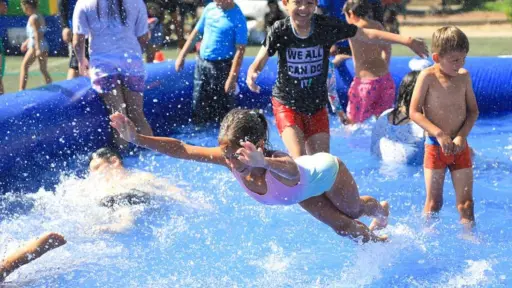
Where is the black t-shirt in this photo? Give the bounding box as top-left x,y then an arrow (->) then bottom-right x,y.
264,15 -> 358,114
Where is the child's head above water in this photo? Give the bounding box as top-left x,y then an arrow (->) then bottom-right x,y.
343,0 -> 369,23
282,0 -> 317,29
218,109 -> 269,149
431,26 -> 469,76
391,70 -> 420,125
89,147 -> 124,173
21,0 -> 38,12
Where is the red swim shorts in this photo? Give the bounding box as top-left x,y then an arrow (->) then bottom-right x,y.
424,144 -> 472,171
271,97 -> 329,140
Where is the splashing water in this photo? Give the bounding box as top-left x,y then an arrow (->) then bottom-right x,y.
1,115 -> 512,287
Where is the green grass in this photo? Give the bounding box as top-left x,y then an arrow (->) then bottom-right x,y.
481,0 -> 512,19
481,0 -> 512,12
2,39 -> 512,94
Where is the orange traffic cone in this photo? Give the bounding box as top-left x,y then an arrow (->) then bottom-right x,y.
154,50 -> 165,63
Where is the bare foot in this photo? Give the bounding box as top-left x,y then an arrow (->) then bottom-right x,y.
370,201 -> 389,231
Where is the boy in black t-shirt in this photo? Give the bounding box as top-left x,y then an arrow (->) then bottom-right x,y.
246,0 -> 428,159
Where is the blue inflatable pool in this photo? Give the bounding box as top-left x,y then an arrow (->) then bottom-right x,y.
1,56 -> 511,191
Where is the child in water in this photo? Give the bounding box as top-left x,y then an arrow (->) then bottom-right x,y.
246,0 -> 427,159
370,59 -> 432,164
110,109 -> 389,243
410,26 -> 479,228
344,0 -> 395,124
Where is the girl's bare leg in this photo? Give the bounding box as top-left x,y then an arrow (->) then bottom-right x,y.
37,51 -> 52,84
324,159 -> 389,230
300,194 -> 387,243
101,85 -> 129,148
123,88 -> 153,136
19,49 -> 36,91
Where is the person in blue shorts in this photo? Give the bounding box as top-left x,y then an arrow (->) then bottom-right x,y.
175,0 -> 248,125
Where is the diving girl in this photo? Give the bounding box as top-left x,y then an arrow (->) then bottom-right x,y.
110,109 -> 390,243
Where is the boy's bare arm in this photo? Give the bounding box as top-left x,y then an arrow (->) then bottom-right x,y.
410,71 -> 454,153
225,45 -> 246,93
248,47 -> 270,75
137,32 -> 150,53
353,28 -> 428,58
72,34 -> 89,76
246,47 -> 270,92
72,34 -> 86,62
175,29 -> 199,72
382,43 -> 392,65
455,72 -> 479,139
229,45 -> 246,77
409,71 -> 441,136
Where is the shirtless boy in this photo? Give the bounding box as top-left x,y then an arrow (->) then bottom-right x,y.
344,0 -> 394,124
409,26 -> 479,229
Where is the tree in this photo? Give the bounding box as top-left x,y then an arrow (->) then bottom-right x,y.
461,0 -> 482,10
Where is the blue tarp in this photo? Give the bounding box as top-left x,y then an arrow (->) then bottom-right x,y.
1,56 -> 511,191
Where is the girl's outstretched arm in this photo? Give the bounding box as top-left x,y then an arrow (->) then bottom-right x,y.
0,232 -> 66,282
110,113 -> 227,166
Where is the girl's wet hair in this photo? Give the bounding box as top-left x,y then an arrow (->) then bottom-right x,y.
89,147 -> 123,165
97,0 -> 127,26
343,0 -> 369,18
391,71 -> 420,125
21,0 -> 38,8
218,109 -> 269,148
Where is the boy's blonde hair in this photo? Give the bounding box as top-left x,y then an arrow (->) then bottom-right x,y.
431,26 -> 469,56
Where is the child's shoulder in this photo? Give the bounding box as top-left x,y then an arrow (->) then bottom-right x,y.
359,18 -> 384,31
28,13 -> 39,24
418,66 -> 437,81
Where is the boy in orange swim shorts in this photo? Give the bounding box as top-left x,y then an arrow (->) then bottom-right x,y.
410,26 -> 479,229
